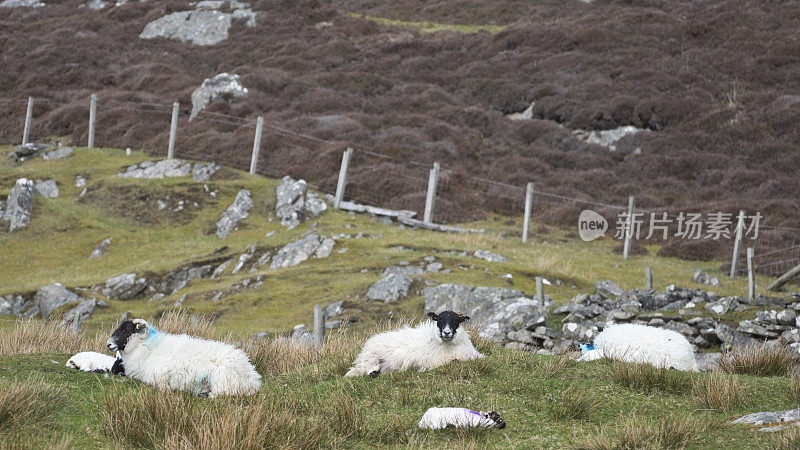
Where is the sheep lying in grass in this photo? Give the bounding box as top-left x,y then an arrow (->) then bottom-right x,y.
578,323 -> 698,372
106,319 -> 261,397
418,407 -> 506,430
345,310 -> 484,377
66,351 -> 125,375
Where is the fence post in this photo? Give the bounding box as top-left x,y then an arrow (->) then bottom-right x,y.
167,101 -> 179,159
623,196 -> 635,259
747,247 -> 755,300
535,276 -> 544,304
646,267 -> 653,290
423,162 -> 440,224
334,147 -> 353,209
313,304 -> 325,350
730,210 -> 745,278
249,116 -> 263,175
22,96 -> 33,145
522,182 -> 533,243
88,93 -> 97,149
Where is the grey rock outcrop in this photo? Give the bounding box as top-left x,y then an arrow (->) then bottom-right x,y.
10,143 -> 51,161
118,160 -> 192,179
61,299 -> 96,332
0,295 -> 35,317
573,125 -> 645,151
595,280 -> 624,298
192,162 -> 221,181
140,1 -> 255,47
270,233 -> 333,269
190,73 -> 248,120
3,178 -> 36,231
0,0 -> 45,7
216,189 -> 252,238
159,264 -> 213,294
35,283 -> 82,318
693,269 -> 721,287
41,147 -> 73,161
90,238 -> 112,259
366,273 -> 412,303
275,176 -> 327,228
34,179 -> 58,198
102,273 -> 148,300
473,250 -> 508,263
732,409 -> 800,427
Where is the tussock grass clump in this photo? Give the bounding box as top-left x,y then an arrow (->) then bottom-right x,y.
693,372 -> 747,411
608,361 -> 693,394
579,413 -> 706,449
548,385 -> 599,421
0,376 -> 64,431
770,425 -> 800,450
786,374 -> 800,402
0,319 -> 107,355
719,344 -> 799,377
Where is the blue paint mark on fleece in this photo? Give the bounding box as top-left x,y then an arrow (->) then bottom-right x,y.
144,326 -> 163,348
579,343 -> 595,354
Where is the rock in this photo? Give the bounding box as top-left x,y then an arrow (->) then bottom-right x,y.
732,409 -> 800,426
216,189 -> 252,238
232,244 -> 256,274
705,297 -> 736,315
715,323 -> 749,350
423,283 -> 549,342
61,299 -> 96,332
3,178 -> 35,231
0,0 -> 45,7
562,322 -> 599,341
270,234 -> 322,269
102,273 -> 148,300
743,295 -> 790,309
755,310 -> 778,325
366,273 -> 412,303
738,321 -> 779,339
159,264 -> 213,294
192,162 -> 221,181
427,262 -> 443,273
75,176 -> 86,187
190,73 -> 248,120
572,125 -> 645,151
90,237 -> 112,259
324,300 -> 345,318
35,283 -> 82,318
315,238 -> 335,258
0,295 -> 35,317
781,329 -> 800,344
778,309 -> 797,326
118,160 -> 192,179
595,280 -> 623,299
663,320 -> 698,338
695,352 -> 721,372
11,143 -> 51,161
381,265 -> 424,277
34,179 -> 58,198
274,176 -> 327,228
507,102 -> 535,121
140,10 -> 232,46
291,324 -> 312,345
41,147 -> 73,161
473,250 -> 508,263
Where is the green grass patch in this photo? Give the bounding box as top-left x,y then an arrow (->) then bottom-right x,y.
348,13 -> 508,34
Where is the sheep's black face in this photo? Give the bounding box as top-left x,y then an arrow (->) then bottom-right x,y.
107,320 -> 145,352
427,310 -> 469,342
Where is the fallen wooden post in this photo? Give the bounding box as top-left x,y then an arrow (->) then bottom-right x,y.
398,216 -> 483,234
338,200 -> 416,219
767,262 -> 800,292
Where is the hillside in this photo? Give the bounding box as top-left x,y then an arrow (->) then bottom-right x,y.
1,0 -> 800,260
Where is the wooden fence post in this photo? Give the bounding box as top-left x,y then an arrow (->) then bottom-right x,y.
22,96 -> 33,145
646,267 -> 653,290
249,116 -> 263,175
313,304 -> 325,350
88,93 -> 97,149
623,196 -> 635,259
730,210 -> 745,278
768,263 -> 800,292
167,101 -> 179,159
334,147 -> 353,209
535,276 -> 544,304
423,162 -> 440,224
522,182 -> 533,243
747,247 -> 755,300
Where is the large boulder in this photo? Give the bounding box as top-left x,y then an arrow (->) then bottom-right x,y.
41,147 -> 73,161
0,294 -> 35,317
35,283 -> 82,318
270,233 -> 331,269
423,283 -> 549,342
10,143 -> 51,161
118,160 -> 192,179
274,176 -> 327,228
102,273 -> 148,300
0,0 -> 45,7
595,280 -> 624,299
192,162 -> 221,181
190,73 -> 248,120
216,189 -> 252,238
61,299 -> 96,332
140,10 -> 232,46
2,178 -> 35,231
473,250 -> 508,263
366,273 -> 412,303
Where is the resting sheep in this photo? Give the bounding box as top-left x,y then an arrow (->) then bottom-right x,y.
418,407 -> 506,430
345,310 -> 484,377
577,323 -> 698,372
66,351 -> 125,375
106,319 -> 261,397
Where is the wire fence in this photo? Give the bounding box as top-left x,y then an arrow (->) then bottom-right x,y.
2,93 -> 800,283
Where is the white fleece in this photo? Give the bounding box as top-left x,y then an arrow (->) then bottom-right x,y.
577,323 -> 698,372
418,407 -> 496,429
118,324 -> 261,397
344,320 -> 484,377
66,351 -> 117,372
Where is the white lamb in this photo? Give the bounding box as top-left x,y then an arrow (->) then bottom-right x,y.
345,310 -> 484,377
106,319 -> 261,397
418,407 -> 506,430
66,351 -> 120,373
577,323 -> 698,371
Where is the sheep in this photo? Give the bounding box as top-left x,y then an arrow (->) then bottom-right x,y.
418,407 -> 506,430
66,351 -> 124,374
345,310 -> 484,378
577,323 -> 699,371
106,319 -> 261,397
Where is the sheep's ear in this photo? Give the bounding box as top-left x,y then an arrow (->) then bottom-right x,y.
459,314 -> 470,323
426,312 -> 438,320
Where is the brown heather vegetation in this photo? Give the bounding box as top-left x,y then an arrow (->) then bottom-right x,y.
2,0 -> 800,260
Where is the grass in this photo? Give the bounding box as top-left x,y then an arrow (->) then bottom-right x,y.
607,360 -> 693,394
693,372 -> 747,412
579,413 -> 707,449
719,344 -> 799,377
347,13 -> 508,34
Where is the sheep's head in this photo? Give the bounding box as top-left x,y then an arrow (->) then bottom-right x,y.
427,310 -> 469,342
107,319 -> 150,352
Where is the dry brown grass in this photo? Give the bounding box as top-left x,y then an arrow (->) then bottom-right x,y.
692,372 -> 747,411
719,344 -> 799,377
607,360 -> 693,394
154,310 -> 218,340
0,375 -> 64,431
0,319 -> 108,355
786,374 -> 800,402
548,384 -> 600,421
578,413 -> 706,449
770,425 -> 800,450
